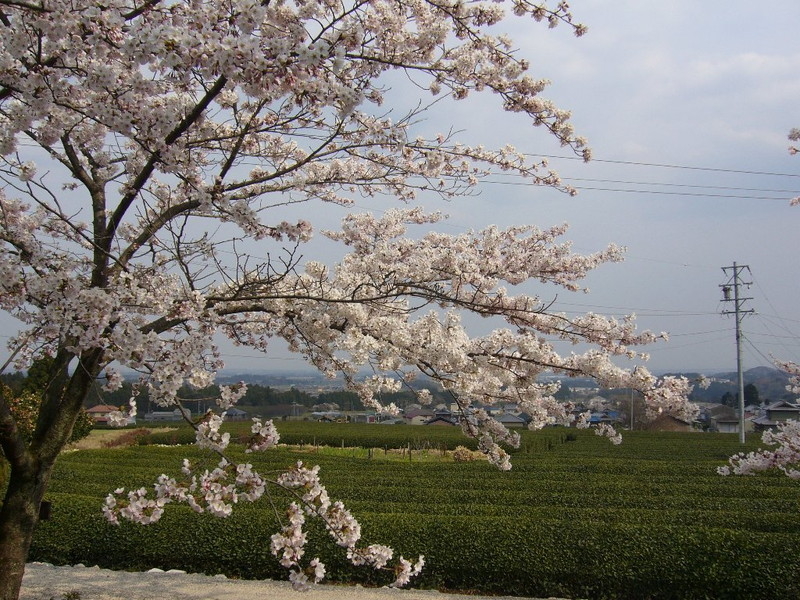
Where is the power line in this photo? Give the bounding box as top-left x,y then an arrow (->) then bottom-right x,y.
552,299 -> 719,317
560,177 -> 800,194
487,171 -> 800,195
743,338 -> 780,368
481,178 -> 794,200
527,153 -> 800,178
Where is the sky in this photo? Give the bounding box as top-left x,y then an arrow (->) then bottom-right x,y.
3,1 -> 800,377
249,0 -> 800,375
384,0 -> 800,377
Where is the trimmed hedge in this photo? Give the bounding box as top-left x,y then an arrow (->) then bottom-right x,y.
27,429 -> 800,599
30,498 -> 800,599
136,420 -> 579,453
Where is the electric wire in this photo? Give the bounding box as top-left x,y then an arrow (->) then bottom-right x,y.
524,152 -> 800,178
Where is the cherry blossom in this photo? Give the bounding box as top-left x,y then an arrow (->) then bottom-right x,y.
719,361 -> 800,481
0,1 -> 697,597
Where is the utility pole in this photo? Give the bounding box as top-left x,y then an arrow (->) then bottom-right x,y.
720,262 -> 754,444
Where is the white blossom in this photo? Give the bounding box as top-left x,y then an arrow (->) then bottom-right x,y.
0,0 -> 688,591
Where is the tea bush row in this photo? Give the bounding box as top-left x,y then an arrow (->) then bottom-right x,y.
30,492 -> 800,599
29,430 -> 800,599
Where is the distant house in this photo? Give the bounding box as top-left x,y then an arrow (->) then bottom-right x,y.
144,408 -> 189,421
312,411 -> 344,422
589,410 -> 620,426
405,407 -> 435,425
86,404 -> 121,424
424,415 -> 457,426
752,400 -> 800,431
702,404 -> 742,433
222,407 -> 248,420
350,412 -> 378,424
714,417 -> 745,434
495,413 -> 528,428
493,402 -> 520,415
644,413 -> 695,432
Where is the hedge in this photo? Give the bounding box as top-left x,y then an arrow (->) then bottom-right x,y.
30,497 -> 800,599
23,429 -> 800,599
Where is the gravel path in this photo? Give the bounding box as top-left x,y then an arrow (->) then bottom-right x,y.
20,563 -> 566,600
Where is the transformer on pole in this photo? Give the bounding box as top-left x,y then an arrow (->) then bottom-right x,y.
720,262 -> 754,443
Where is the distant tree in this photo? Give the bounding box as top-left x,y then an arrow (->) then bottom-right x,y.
238,384 -> 278,407
317,391 -> 363,411
720,391 -> 736,407
744,383 -> 759,405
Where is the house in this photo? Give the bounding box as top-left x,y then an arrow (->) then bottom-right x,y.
144,408 -> 189,421
643,413 -> 695,432
589,410 -> 620,426
752,400 -> 800,431
222,407 -> 248,420
405,407 -> 435,425
701,404 -> 742,433
495,413 -> 528,428
349,412 -> 378,424
424,415 -> 457,426
86,404 -> 121,424
311,411 -> 344,422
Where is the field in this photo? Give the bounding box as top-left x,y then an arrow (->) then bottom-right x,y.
29,425 -> 800,600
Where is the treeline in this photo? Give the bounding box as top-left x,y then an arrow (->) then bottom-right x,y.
1,368 -> 447,412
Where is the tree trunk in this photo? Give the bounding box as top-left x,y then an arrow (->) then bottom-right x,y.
0,350 -> 103,600
0,459 -> 51,600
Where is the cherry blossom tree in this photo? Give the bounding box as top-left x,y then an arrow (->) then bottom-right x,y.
0,0 -> 696,598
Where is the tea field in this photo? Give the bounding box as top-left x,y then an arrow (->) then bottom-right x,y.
29,427 -> 800,599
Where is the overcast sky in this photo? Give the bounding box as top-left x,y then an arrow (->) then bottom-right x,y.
391,0 -> 800,377
250,0 -> 800,376
3,1 -> 800,377
512,0 -> 800,375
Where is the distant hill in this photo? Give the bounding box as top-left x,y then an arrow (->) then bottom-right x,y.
686,367 -> 794,404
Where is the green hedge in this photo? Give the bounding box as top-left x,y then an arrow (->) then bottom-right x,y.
30,497 -> 800,599
136,421 -> 582,452
27,429 -> 800,599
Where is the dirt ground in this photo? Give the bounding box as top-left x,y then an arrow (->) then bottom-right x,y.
21,563 -> 564,600
65,428 -> 168,451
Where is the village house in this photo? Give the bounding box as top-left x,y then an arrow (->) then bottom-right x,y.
751,400 -> 800,431
85,404 -> 121,424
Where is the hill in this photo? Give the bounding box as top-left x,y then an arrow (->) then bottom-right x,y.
686,367 -> 793,404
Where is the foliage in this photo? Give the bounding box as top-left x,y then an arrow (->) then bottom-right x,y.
0,385 -> 92,444
0,357 -> 94,447
744,382 -> 759,404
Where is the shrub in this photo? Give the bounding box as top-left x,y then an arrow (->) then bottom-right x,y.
451,445 -> 485,462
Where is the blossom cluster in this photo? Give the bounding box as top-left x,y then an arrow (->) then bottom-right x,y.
269,461 -> 424,588
720,361 -> 800,481
719,419 -> 800,480
103,457 -> 267,522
